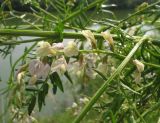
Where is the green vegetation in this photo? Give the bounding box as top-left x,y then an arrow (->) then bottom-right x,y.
0,0 -> 160,123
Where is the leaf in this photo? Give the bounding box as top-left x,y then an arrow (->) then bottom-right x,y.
28,95 -> 36,115
120,82 -> 140,95
64,71 -> 73,84
94,69 -> 107,80
52,84 -> 57,95
50,72 -> 64,92
43,83 -> 49,95
38,91 -> 43,111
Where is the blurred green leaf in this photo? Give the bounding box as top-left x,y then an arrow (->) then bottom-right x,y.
28,95 -> 36,115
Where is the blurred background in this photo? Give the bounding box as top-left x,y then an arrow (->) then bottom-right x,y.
0,0 -> 159,123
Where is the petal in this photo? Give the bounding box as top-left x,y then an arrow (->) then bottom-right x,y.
29,59 -> 43,75
52,43 -> 64,50
133,59 -> 144,72
51,57 -> 67,74
82,30 -> 97,48
64,41 -> 78,57
101,31 -> 114,51
29,75 -> 37,85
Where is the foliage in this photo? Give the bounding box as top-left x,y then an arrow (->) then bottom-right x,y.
0,0 -> 160,123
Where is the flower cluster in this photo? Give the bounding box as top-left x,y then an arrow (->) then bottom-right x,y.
16,41 -> 79,85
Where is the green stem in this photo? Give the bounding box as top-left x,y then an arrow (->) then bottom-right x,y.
0,29 -> 103,39
72,36 -> 148,123
0,37 -> 48,45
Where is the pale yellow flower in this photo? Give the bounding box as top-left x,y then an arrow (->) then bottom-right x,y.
64,41 -> 78,57
82,30 -> 97,48
36,41 -> 56,57
101,31 -> 114,51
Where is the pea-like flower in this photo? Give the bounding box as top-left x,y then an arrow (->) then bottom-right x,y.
64,41 -> 79,57
51,57 -> 67,74
101,31 -> 114,51
28,59 -> 50,84
52,42 -> 64,50
36,41 -> 56,57
82,30 -> 97,49
133,59 -> 144,83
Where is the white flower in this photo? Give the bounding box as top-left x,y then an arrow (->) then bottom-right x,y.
79,97 -> 89,104
64,41 -> 79,57
72,102 -> 78,108
101,31 -> 114,51
28,59 -> 50,84
51,57 -> 67,74
82,30 -> 97,48
36,41 -> 56,57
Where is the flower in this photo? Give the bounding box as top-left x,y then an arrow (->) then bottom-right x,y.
64,41 -> 79,57
36,41 -> 56,57
82,30 -> 97,48
79,97 -> 89,104
28,59 -> 50,84
133,59 -> 144,73
101,31 -> 114,51
133,59 -> 144,83
72,102 -> 78,108
51,57 -> 67,74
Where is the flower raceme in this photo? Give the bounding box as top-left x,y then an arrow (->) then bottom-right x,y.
36,41 -> 78,58
21,41 -> 79,85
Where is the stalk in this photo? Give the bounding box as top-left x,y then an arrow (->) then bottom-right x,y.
73,35 -> 148,123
